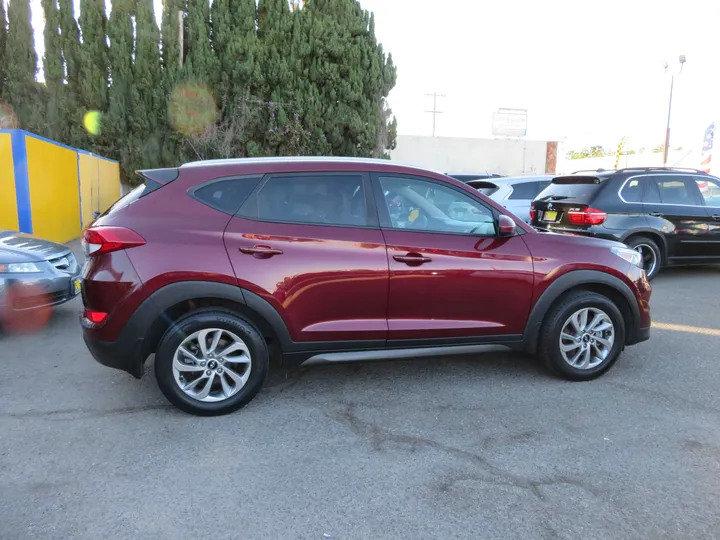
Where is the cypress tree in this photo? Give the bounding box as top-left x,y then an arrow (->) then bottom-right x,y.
159,0 -> 183,166
0,0 -> 7,97
257,0 -> 294,154
184,0 -> 217,83
41,0 -> 65,140
2,0 -> 40,130
78,0 -> 109,115
105,0 -> 133,173
58,0 -> 83,147
131,0 -> 163,168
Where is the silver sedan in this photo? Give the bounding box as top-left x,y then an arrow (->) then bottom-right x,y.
0,232 -> 82,317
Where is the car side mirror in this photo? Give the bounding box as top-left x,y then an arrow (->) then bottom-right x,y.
498,214 -> 517,236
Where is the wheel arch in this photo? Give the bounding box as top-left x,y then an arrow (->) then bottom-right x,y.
621,229 -> 667,262
523,270 -> 639,354
135,282 -> 292,366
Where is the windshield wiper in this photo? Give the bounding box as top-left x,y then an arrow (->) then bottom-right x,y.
538,195 -> 572,202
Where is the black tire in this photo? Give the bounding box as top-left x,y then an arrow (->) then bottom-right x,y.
154,309 -> 269,416
625,235 -> 662,281
538,291 -> 626,381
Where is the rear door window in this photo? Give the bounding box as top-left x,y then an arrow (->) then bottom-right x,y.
536,176 -> 605,204
648,176 -> 703,205
241,174 -> 368,227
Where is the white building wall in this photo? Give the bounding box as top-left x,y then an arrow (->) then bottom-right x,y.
390,135 -> 552,176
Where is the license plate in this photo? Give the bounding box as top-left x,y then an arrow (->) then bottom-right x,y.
72,279 -> 81,295
543,210 -> 558,222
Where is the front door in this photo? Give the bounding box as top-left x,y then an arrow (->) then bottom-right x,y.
642,174 -> 711,260
372,174 -> 535,343
225,172 -> 389,343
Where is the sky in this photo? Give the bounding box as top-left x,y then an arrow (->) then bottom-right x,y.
21,0 -> 720,153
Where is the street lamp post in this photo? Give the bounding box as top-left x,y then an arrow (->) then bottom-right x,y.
663,55 -> 686,166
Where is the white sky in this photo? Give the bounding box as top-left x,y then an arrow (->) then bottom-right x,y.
21,0 -> 720,152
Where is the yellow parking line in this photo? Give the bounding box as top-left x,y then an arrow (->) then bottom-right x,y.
652,322 -> 720,337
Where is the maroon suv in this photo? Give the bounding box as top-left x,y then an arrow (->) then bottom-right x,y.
81,158 -> 651,416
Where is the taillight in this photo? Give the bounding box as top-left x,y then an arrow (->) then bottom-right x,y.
82,226 -> 146,257
529,202 -> 536,221
83,308 -> 108,324
567,207 -> 607,226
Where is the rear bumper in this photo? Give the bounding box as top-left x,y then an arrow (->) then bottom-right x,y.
83,328 -> 146,379
628,325 -> 650,346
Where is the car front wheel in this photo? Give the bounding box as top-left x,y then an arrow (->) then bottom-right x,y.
154,310 -> 269,416
539,291 -> 626,381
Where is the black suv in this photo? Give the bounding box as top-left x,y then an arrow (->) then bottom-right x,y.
531,167 -> 720,280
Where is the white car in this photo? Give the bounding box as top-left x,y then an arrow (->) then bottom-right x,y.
465,175 -> 555,222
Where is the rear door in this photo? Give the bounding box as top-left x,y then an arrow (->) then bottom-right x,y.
693,175 -> 720,258
372,173 -> 534,342
642,174 -> 710,260
224,172 -> 389,344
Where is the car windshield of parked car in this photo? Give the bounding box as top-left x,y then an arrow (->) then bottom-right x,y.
379,176 -> 496,235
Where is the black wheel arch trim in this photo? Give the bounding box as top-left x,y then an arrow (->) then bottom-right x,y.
522,270 -> 640,354
620,229 -> 667,256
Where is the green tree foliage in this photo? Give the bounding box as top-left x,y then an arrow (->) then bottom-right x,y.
78,0 -> 109,115
105,0 -> 134,175
566,145 -> 613,160
2,0 -> 397,183
131,0 -> 163,168
41,0 -> 65,140
184,0 -> 217,83
2,0 -> 40,130
0,0 -> 7,96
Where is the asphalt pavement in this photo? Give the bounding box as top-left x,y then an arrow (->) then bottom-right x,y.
2,244 -> 720,540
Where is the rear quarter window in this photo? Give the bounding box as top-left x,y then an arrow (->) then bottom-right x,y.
191,176 -> 262,215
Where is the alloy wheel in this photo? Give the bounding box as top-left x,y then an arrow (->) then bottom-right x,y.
172,328 -> 252,402
633,244 -> 657,276
559,307 -> 615,370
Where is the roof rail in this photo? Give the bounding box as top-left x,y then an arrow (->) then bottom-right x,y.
614,166 -> 707,174
570,168 -> 612,174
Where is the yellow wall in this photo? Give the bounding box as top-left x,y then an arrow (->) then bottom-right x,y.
78,154 -> 121,228
0,133 -> 19,231
25,135 -> 81,243
78,153 -> 97,228
98,158 -> 121,212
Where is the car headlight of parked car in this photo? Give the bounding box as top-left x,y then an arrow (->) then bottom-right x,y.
0,262 -> 43,273
611,246 -> 643,268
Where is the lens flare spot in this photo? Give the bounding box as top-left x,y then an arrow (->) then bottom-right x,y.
0,100 -> 19,129
83,111 -> 102,135
0,283 -> 53,334
168,83 -> 217,137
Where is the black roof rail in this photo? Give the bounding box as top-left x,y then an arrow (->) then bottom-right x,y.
614,166 -> 707,174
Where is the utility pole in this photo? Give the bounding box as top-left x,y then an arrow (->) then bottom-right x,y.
178,10 -> 184,67
424,92 -> 445,137
662,55 -> 686,166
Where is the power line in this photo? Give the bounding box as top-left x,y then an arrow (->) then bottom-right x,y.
424,92 -> 445,137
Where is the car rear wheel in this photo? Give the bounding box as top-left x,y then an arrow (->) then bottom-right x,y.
154,310 -> 269,416
539,291 -> 626,381
625,236 -> 661,280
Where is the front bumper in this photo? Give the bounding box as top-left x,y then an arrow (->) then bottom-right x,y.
0,270 -> 82,311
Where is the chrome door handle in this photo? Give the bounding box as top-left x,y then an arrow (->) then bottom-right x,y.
393,254 -> 432,265
712,214 -> 720,221
649,212 -> 664,217
239,245 -> 283,257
